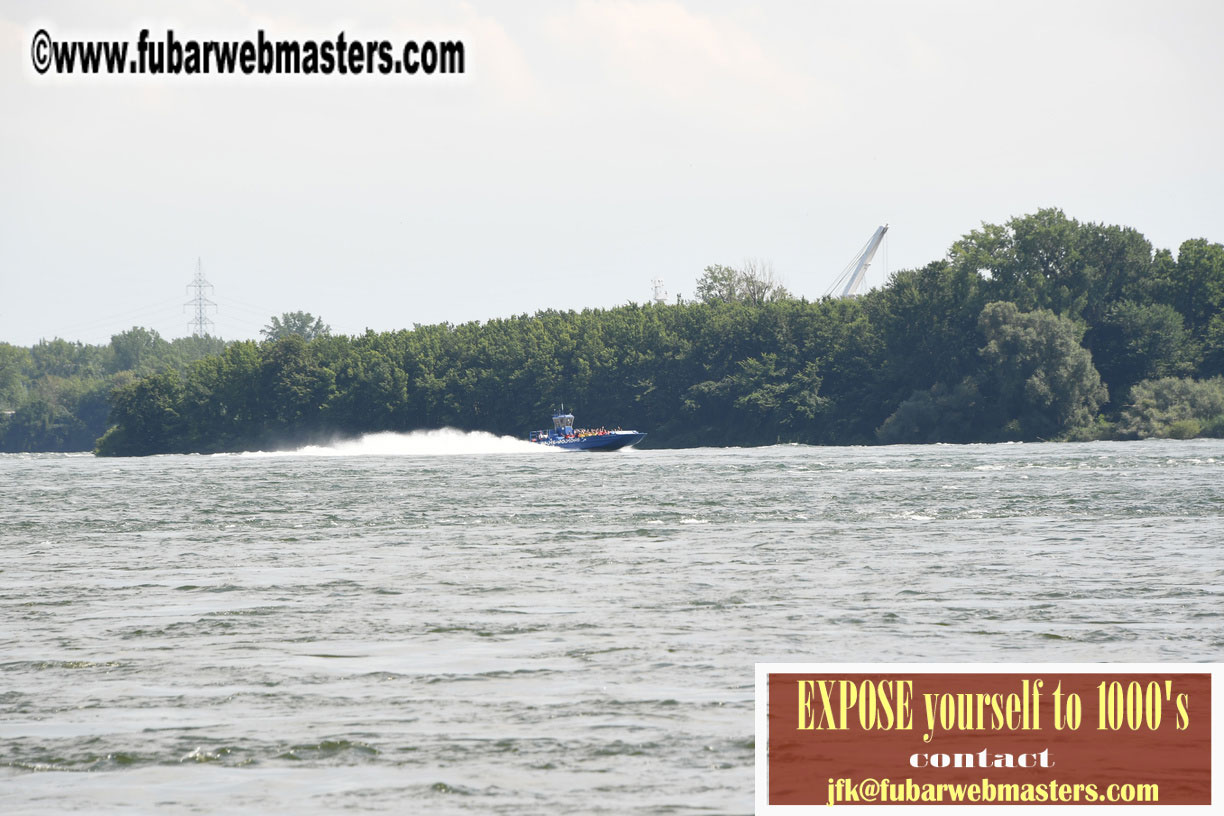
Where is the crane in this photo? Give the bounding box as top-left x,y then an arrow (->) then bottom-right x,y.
825,224 -> 889,298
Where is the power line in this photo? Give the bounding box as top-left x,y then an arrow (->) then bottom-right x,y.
212,293 -> 278,320
44,296 -> 184,340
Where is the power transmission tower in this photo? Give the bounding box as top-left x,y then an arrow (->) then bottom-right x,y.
184,258 -> 217,336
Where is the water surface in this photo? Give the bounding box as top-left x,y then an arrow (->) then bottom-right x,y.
2,435 -> 1222,813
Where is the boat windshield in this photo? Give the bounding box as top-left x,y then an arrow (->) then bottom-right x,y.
553,413 -> 574,430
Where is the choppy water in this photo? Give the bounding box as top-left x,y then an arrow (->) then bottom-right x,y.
2,434 -> 1222,814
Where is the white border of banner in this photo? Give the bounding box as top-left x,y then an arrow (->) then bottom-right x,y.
755,663 -> 1220,814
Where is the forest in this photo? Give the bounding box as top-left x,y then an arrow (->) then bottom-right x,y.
2,209 -> 1222,455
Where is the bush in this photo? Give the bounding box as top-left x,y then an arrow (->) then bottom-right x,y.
1063,416 -> 1116,441
1166,419 -> 1202,439
1118,376 -> 1224,438
1199,414 -> 1224,438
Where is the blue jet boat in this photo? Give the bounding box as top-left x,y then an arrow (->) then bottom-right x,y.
528,409 -> 645,451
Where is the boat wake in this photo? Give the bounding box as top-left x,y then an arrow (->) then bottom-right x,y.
247,429 -> 553,457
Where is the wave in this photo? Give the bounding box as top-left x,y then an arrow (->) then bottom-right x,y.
242,428 -> 554,457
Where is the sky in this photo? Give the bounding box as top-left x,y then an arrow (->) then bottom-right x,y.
2,0 -> 1222,347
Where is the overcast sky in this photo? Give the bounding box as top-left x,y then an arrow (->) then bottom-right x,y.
2,0 -> 1222,347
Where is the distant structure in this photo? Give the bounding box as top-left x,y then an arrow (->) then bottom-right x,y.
825,224 -> 889,298
184,258 -> 217,336
651,277 -> 668,305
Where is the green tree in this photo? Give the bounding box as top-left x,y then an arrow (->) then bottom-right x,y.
0,343 -> 31,407
1201,313 -> 1224,378
163,334 -> 228,369
261,311 -> 331,341
694,262 -> 790,305
1086,300 -> 1196,403
29,338 -> 108,379
685,353 -> 826,443
1118,376 -> 1224,439
976,302 -> 1107,439
953,208 -> 1086,315
876,379 -> 984,444
695,264 -> 741,304
109,326 -> 168,374
866,259 -> 985,400
1,400 -> 85,451
95,369 -> 186,456
951,209 -> 1155,324
737,260 -> 791,305
1165,239 -> 1224,337
258,335 -> 336,434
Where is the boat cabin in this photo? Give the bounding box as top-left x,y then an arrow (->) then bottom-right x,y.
530,411 -> 576,442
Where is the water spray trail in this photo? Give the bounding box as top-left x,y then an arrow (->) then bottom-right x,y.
242,429 -> 555,457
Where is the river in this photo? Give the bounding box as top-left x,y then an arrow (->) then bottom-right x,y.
2,434 -> 1221,813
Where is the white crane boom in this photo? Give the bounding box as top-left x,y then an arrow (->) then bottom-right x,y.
824,224 -> 889,299
842,223 -> 891,297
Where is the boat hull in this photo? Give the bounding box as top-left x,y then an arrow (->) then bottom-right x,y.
546,431 -> 645,451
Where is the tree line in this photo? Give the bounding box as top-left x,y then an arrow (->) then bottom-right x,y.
2,209 -> 1222,454
0,331 -> 226,451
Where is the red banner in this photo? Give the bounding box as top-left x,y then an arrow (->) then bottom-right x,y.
766,672 -> 1211,806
